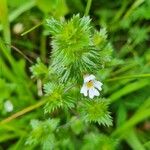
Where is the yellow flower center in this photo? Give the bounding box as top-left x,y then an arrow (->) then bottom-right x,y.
86,80 -> 94,88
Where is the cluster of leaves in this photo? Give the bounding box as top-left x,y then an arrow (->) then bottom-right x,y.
46,14 -> 112,82
43,82 -> 75,113
26,119 -> 59,149
82,133 -> 118,150
78,98 -> 112,126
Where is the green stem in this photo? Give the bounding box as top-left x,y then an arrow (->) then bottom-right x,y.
123,0 -> 145,19
124,129 -> 145,150
21,22 -> 43,36
106,74 -> 150,82
0,85 -> 75,125
84,0 -> 92,16
109,79 -> 148,103
112,0 -> 127,23
40,32 -> 46,61
112,108 -> 150,137
0,99 -> 48,125
0,0 -> 11,50
0,0 -> 36,31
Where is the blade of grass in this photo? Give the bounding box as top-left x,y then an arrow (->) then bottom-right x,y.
0,39 -> 35,99
0,38 -> 15,66
110,63 -> 137,76
107,74 -> 150,82
9,0 -> 36,23
0,84 -> 76,125
84,0 -> 92,16
124,129 -> 145,150
21,22 -> 43,36
0,124 -> 26,135
123,0 -> 145,19
0,0 -> 11,49
0,58 -> 16,81
112,109 -> 150,137
0,134 -> 18,142
112,97 -> 150,137
109,79 -> 149,103
0,98 -> 48,125
40,32 -> 46,61
0,0 -> 36,31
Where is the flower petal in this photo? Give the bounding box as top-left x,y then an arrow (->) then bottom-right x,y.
80,84 -> 88,96
84,74 -> 96,83
93,88 -> 100,96
89,88 -> 95,99
94,81 -> 103,91
4,100 -> 13,112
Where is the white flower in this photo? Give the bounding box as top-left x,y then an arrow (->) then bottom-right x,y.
80,74 -> 103,99
13,23 -> 24,34
4,100 -> 13,112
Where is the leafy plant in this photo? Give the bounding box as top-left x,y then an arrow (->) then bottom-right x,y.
0,0 -> 150,149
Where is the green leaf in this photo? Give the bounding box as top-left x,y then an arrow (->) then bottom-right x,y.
81,133 -> 118,150
36,0 -> 68,17
30,58 -> 49,79
124,129 -> 145,150
43,83 -> 75,113
70,117 -> 84,135
26,119 -> 59,149
78,98 -> 112,127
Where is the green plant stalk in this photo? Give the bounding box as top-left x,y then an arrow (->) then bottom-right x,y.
112,0 -> 128,23
0,134 -> 19,143
124,129 -> 145,150
40,32 -> 46,61
0,57 -> 16,81
12,136 -> 27,150
0,0 -> 36,31
123,0 -> 145,19
112,109 -> 150,137
110,63 -> 138,76
21,22 -> 43,36
0,99 -> 48,125
112,96 -> 150,137
0,124 -> 26,135
109,79 -> 149,103
135,97 -> 150,113
0,39 -> 15,65
0,84 -> 76,125
0,39 -> 34,98
0,0 -> 11,49
9,0 -> 36,23
84,0 -> 92,16
107,74 -> 150,82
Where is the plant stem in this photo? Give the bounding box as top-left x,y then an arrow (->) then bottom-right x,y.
112,108 -> 150,137
40,32 -> 46,61
123,0 -> 145,19
84,0 -> 92,16
0,0 -> 36,31
0,0 -> 11,50
0,84 -> 75,125
5,44 -> 33,64
0,99 -> 47,125
106,74 -> 150,82
21,22 -> 43,36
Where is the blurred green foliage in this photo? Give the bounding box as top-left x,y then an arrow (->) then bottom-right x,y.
0,0 -> 150,150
